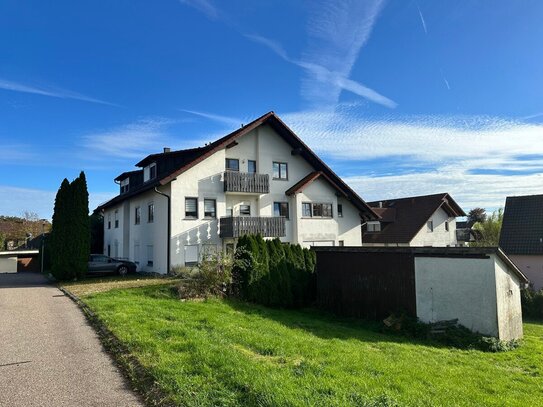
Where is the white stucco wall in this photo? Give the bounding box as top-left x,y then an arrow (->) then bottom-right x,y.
0,256 -> 17,273
493,255 -> 523,340
509,254 -> 543,290
104,122 -> 364,271
415,256 -> 499,337
410,207 -> 458,247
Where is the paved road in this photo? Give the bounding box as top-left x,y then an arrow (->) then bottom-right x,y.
0,272 -> 143,407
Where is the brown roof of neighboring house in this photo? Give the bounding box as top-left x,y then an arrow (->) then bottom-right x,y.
363,193 -> 466,244
96,112 -> 378,219
500,194 -> 543,255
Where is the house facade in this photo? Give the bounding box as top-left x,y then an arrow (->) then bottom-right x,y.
362,193 -> 466,247
96,112 -> 378,274
500,194 -> 543,290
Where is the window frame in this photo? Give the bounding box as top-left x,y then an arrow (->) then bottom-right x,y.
204,198 -> 217,219
148,203 -> 154,223
239,204 -> 251,216
337,204 -> 343,218
135,206 -> 141,225
185,197 -> 198,219
225,158 -> 240,172
107,214 -> 111,229
149,163 -> 157,180
273,202 -> 289,220
367,221 -> 381,232
427,220 -> 434,232
272,161 -> 288,180
248,160 -> 257,173
302,202 -> 312,218
114,210 -> 119,228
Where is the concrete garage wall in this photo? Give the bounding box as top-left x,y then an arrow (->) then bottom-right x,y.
494,255 -> 524,340
415,256 -> 499,337
0,256 -> 18,273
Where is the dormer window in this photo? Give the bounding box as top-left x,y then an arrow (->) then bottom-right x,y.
120,178 -> 129,194
144,162 -> 157,182
367,221 -> 381,232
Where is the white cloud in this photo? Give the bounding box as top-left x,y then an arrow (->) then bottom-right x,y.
179,0 -> 219,20
281,107 -> 543,210
0,185 -> 114,220
179,109 -> 242,127
80,118 -> 176,160
300,0 -> 392,107
0,78 -> 118,106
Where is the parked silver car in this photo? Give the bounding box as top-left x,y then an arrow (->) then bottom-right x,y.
88,254 -> 137,276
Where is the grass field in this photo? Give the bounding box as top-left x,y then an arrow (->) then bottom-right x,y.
71,280 -> 543,406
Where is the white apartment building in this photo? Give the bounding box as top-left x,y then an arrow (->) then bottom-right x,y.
96,112 -> 378,274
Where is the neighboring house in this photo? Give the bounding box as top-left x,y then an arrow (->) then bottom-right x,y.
455,221 -> 478,246
96,111 -> 378,274
500,194 -> 543,290
362,193 -> 466,247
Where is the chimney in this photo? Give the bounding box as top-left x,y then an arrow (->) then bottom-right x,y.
163,147 -> 171,153
379,201 -> 383,208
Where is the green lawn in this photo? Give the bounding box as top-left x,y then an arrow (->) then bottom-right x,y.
80,283 -> 543,407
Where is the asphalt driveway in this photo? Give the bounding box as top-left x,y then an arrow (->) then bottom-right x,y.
0,272 -> 143,406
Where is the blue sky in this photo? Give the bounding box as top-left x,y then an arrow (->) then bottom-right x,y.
1,0 -> 543,219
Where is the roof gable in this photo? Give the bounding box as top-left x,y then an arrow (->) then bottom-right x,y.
500,194 -> 543,255
96,112 -> 378,218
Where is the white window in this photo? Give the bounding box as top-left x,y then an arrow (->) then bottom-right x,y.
240,204 -> 251,216
273,202 -> 289,219
120,178 -> 129,194
302,202 -> 332,218
272,162 -> 288,180
185,245 -> 199,266
248,160 -> 257,173
302,203 -> 312,217
135,207 -> 141,225
204,199 -> 216,218
147,245 -> 154,267
148,203 -> 154,223
225,158 -> 239,171
185,197 -> 198,218
367,221 -> 381,232
427,220 -> 434,232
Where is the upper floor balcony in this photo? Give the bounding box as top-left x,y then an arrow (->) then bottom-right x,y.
219,216 -> 286,238
224,171 -> 269,194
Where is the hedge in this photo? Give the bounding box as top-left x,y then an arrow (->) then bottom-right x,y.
233,235 -> 316,308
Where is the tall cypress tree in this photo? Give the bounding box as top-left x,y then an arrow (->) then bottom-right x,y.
50,172 -> 90,281
51,179 -> 70,279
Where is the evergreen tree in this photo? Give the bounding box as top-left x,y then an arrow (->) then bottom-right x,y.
50,179 -> 71,279
50,172 -> 90,280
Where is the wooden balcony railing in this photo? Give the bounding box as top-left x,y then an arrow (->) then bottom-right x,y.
219,216 -> 286,238
224,171 -> 269,194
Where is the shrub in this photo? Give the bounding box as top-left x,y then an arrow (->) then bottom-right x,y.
176,250 -> 233,300
232,235 -> 316,308
521,287 -> 543,319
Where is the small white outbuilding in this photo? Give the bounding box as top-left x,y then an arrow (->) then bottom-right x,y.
315,247 -> 528,341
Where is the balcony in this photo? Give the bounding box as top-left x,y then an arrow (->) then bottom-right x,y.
224,171 -> 269,194
219,216 -> 286,238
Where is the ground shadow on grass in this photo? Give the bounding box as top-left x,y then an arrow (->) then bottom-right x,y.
221,298 -> 458,350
